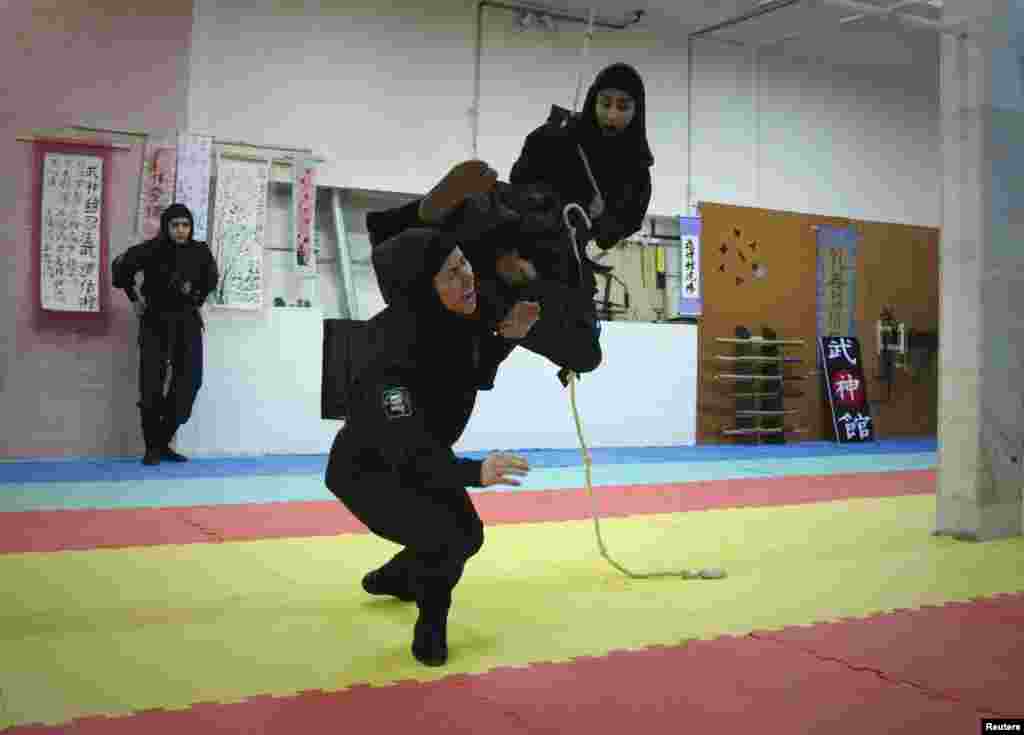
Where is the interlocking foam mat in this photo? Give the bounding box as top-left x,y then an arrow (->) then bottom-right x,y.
1,490 -> 1021,731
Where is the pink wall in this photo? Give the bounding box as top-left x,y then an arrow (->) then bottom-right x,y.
1,1 -> 195,457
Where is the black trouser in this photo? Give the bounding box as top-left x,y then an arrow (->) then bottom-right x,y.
137,310 -> 204,451
366,197 -> 602,375
326,437 -> 485,614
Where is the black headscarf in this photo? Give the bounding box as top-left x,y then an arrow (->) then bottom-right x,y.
160,203 -> 195,244
575,63 -> 654,192
370,228 -> 481,383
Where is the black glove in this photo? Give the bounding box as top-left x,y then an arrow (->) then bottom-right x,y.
593,216 -> 624,250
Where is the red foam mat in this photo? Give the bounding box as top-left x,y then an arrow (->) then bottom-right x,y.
0,508 -> 216,553
180,501 -> 367,543
0,470 -> 935,554
473,469 -> 934,524
10,594 -> 1017,735
756,592 -> 1024,716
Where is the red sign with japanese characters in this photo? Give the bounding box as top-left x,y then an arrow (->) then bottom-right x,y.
820,337 -> 875,443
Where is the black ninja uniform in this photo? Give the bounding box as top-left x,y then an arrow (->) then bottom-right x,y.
364,63 -> 654,383
323,227 -> 519,667
511,63 -> 653,254
111,204 -> 219,462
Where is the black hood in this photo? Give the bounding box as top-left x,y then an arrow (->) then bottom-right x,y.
577,63 -> 654,168
371,227 -> 459,312
160,203 -> 195,244
369,227 -> 483,385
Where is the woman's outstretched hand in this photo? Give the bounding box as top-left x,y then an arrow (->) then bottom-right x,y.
481,452 -> 530,487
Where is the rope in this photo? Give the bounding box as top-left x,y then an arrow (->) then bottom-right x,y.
572,8 -> 597,114
568,10 -> 607,220
565,372 -> 726,580
576,145 -> 605,220
562,202 -> 589,272
560,204 -> 726,581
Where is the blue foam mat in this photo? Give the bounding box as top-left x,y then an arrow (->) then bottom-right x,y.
0,438 -> 937,485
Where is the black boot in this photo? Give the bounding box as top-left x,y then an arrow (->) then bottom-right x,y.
140,406 -> 164,465
411,606 -> 449,667
161,446 -> 189,462
366,161 -> 500,248
159,420 -> 189,462
420,160 -> 498,225
366,200 -> 424,248
362,549 -> 417,602
440,188 -> 521,245
488,182 -> 563,236
521,201 -> 612,291
362,568 -> 415,602
515,223 -> 590,291
409,560 -> 464,667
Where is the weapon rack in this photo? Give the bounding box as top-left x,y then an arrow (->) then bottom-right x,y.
712,326 -> 809,443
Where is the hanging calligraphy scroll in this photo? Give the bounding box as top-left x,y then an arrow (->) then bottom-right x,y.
291,158 -> 317,276
820,336 -> 875,443
210,154 -> 269,310
136,137 -> 178,240
37,149 -> 107,314
678,215 -> 702,317
174,133 -> 213,241
815,225 -> 859,345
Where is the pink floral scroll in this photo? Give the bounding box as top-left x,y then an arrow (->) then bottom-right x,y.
136,140 -> 177,241
292,159 -> 317,275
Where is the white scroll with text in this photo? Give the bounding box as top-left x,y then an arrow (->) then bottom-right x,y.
40,153 -> 104,312
174,133 -> 213,242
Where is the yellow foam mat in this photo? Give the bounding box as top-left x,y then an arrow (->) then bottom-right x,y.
1,495 -> 1022,727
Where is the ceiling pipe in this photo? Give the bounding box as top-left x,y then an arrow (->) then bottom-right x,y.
482,0 -> 644,31
690,0 -> 806,40
819,0 -> 967,35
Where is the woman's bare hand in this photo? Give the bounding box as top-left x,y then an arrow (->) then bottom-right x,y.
497,301 -> 541,340
481,452 -> 530,487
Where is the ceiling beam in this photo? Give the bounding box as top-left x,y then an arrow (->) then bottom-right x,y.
478,0 -> 644,31
689,0 -> 806,40
756,0 -> 965,49
837,0 -> 928,27
819,0 -> 967,35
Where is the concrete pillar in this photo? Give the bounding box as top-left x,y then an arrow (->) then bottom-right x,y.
935,0 -> 1024,540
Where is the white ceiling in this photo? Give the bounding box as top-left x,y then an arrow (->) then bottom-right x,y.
509,0 -> 946,68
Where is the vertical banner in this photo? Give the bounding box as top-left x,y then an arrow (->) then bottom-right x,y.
820,336 -> 875,443
210,154 -> 269,310
174,133 -> 213,241
654,245 -> 666,290
815,225 -> 859,346
38,151 -> 106,313
136,137 -> 178,240
291,158 -> 317,276
678,215 -> 702,317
